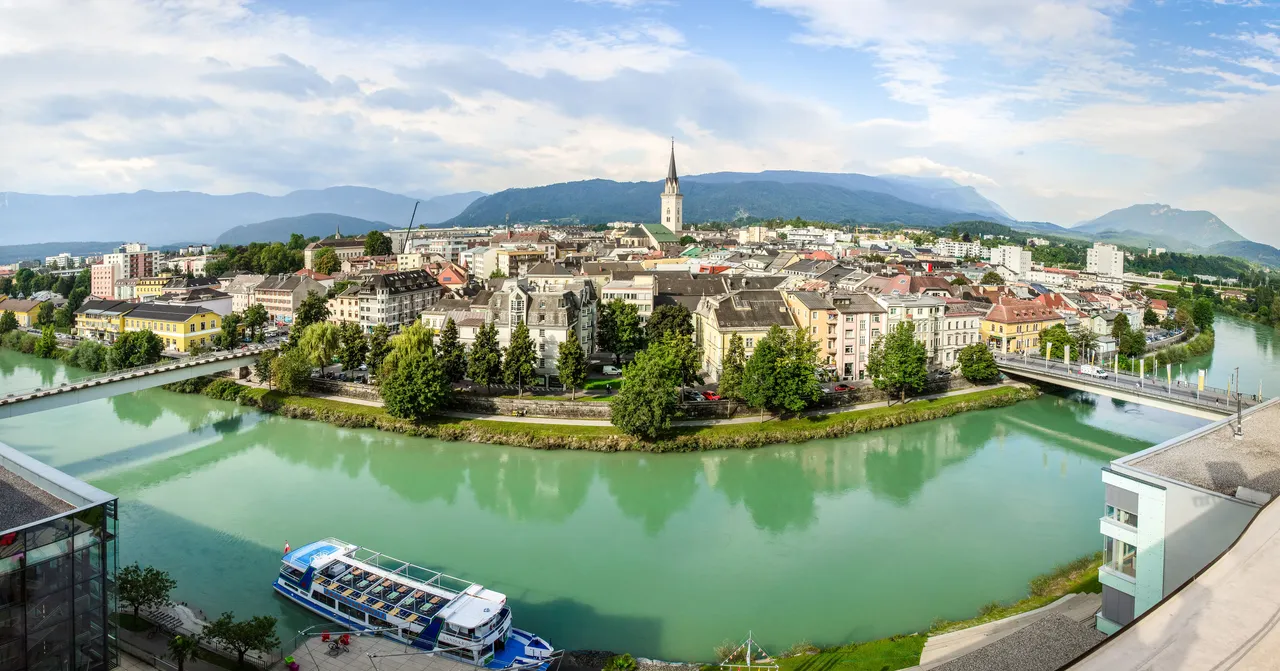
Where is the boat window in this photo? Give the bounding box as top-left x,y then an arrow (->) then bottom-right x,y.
337,602 -> 366,622
369,615 -> 391,629
279,566 -> 306,582
312,591 -> 337,608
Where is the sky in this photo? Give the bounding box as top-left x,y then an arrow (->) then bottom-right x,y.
3,0 -> 1280,243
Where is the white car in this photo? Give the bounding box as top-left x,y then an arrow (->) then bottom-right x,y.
602,365 -> 622,375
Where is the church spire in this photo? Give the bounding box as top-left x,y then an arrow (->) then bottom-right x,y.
666,138 -> 679,186
334,222 -> 342,240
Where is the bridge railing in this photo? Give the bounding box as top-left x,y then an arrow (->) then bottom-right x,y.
0,344 -> 276,404
995,353 -> 1260,408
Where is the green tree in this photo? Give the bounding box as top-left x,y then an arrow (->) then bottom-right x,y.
287,232 -> 308,251
1072,325 -> 1098,361
366,323 -> 392,377
1192,297 -> 1215,331
980,271 -> 1004,285
66,340 -> 109,372
609,344 -> 679,439
489,269 -> 507,279
645,304 -> 693,342
950,276 -> 970,286
109,330 -> 163,370
468,321 -> 502,393
36,301 -> 54,326
678,235 -> 696,245
167,635 -> 201,671
740,326 -> 788,421
243,303 -> 269,342
866,322 -> 929,403
0,277 -> 11,297
1162,270 -> 1178,281
74,268 -> 91,293
254,349 -> 277,388
1110,313 -> 1130,339
717,333 -> 746,413
54,275 -> 74,298
33,326 -> 58,358
597,299 -> 644,366
503,321 -> 537,395
338,321 -> 368,372
0,311 -> 15,335
1039,323 -> 1077,360
313,247 -> 340,275
957,343 -> 999,383
364,230 -> 393,256
1116,328 -> 1145,358
66,287 -> 88,314
773,327 -> 823,414
658,332 -> 703,389
219,312 -> 243,349
437,318 -> 467,383
379,324 -> 451,422
203,613 -> 281,668
54,306 -> 72,330
293,290 -> 330,332
297,322 -> 341,368
556,335 -> 588,399
270,347 -> 313,393
116,562 -> 176,621
1143,307 -> 1159,327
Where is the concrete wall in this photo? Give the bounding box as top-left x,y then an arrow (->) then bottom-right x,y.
307,378 -> 381,402
451,394 -> 613,419
1161,480 -> 1257,595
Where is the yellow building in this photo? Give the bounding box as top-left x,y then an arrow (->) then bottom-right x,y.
73,299 -> 133,343
981,300 -> 1065,354
121,303 -> 221,352
0,298 -> 47,328
694,290 -> 797,381
134,276 -> 173,301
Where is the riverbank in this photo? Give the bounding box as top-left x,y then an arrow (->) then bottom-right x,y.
164,377 -> 1038,452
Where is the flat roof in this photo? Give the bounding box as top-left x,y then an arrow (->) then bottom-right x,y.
0,463 -> 72,531
1119,398 -> 1280,497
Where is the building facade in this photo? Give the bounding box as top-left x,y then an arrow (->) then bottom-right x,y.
0,441 -> 119,671
0,299 -> 45,328
660,143 -> 683,233
981,300 -> 1065,354
939,300 -> 985,366
989,245 -> 1032,277
876,294 -> 946,366
695,290 -> 796,381
253,275 -> 327,325
88,264 -> 118,300
357,270 -> 443,333
122,304 -> 222,352
1087,242 -> 1125,279
72,300 -> 132,343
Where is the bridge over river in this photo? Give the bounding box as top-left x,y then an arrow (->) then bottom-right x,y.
995,352 -> 1263,420
0,343 -> 275,420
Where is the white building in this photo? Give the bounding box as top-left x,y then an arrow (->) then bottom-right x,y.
601,275 -> 655,322
940,300 -> 985,366
874,294 -> 946,366
1087,242 -> 1125,279
989,245 -> 1032,276
660,143 -> 683,233
935,238 -> 983,259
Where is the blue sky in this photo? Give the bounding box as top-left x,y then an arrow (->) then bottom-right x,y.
3,0 -> 1280,242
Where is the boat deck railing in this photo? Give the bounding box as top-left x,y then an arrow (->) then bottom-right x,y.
352,546 -> 477,595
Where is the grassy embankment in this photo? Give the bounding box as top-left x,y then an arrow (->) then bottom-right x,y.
167,378 -> 1037,452
766,553 -> 1103,671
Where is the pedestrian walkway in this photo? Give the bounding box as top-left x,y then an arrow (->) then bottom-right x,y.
246,378 -> 1023,427
906,592 -> 1101,670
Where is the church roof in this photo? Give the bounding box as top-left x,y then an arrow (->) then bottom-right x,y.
667,142 -> 678,184
642,223 -> 679,244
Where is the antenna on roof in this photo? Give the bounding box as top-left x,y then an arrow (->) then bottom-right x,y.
399,201 -> 421,255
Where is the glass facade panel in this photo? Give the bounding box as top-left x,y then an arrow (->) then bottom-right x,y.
1,500 -> 116,671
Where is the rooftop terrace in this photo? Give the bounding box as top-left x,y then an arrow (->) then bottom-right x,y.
1120,398 -> 1280,498
0,463 -> 72,531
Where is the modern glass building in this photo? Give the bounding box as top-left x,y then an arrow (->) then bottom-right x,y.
0,442 -> 118,671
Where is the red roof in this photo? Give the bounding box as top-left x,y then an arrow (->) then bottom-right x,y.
295,268 -> 333,281
1034,292 -> 1079,313
805,250 -> 836,261
985,299 -> 1064,324
1150,299 -> 1168,310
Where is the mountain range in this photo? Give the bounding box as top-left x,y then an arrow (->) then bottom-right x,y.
0,187 -> 484,246
1071,204 -> 1244,247
214,213 -> 393,246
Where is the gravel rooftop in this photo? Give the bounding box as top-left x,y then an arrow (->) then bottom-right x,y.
934,614 -> 1105,671
1124,399 -> 1280,497
0,463 -> 72,531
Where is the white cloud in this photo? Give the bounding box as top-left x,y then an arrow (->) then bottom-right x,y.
880,157 -> 999,187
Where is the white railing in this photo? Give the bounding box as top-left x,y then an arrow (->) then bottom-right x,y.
0,343 -> 277,403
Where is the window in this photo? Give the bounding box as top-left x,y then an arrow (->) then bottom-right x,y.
844,346 -> 854,354
745,337 -> 754,348
312,591 -> 337,608
1105,537 -> 1137,578
1105,505 -> 1138,528
873,314 -> 880,323
337,601 -> 366,622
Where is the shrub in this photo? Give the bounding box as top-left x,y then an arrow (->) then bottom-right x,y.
783,640 -> 819,657
202,379 -> 246,402
603,654 -> 637,671
977,601 -> 1003,617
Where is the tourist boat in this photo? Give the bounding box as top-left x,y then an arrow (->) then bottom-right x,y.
272,538 -> 554,669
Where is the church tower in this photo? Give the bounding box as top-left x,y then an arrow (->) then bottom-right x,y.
660,141 -> 683,233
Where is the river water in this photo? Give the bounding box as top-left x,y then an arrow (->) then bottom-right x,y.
0,316 -> 1273,661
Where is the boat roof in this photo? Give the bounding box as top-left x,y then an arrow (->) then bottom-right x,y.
283,540 -> 349,571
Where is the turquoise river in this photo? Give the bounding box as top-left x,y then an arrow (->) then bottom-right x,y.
0,316 -> 1274,661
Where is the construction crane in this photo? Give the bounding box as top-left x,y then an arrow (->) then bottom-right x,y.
399,200 -> 421,255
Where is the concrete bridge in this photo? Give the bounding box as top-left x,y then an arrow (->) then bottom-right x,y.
0,344 -> 276,420
994,353 -> 1262,420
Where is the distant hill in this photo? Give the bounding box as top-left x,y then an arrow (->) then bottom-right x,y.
1074,204 -> 1245,246
444,179 -> 995,228
1008,220 -> 1081,237
0,241 -> 125,266
1206,240 -> 1280,268
215,214 -> 392,246
683,171 -> 1011,222
0,187 -> 484,246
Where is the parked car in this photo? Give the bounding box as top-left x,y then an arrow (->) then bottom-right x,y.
833,384 -> 851,392
702,391 -> 721,401
684,391 -> 705,402
602,365 -> 622,375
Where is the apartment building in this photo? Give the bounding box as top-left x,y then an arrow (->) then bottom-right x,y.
303,235 -> 366,270
221,274 -> 266,313
935,238 -> 983,258
1087,242 -> 1125,279
831,293 -> 887,380
980,299 -> 1065,354
988,245 -> 1032,276
327,285 -> 362,325
485,278 -> 595,376
122,303 -> 221,352
73,299 -> 134,343
695,290 -> 796,381
253,274 -> 328,325
357,270 -> 443,333
939,299 -> 986,366
113,278 -> 138,301
134,276 -> 172,302
875,294 -> 946,366
0,298 -> 46,328
601,275 -> 655,322
1094,399 -> 1280,634
102,243 -> 161,279
785,292 -> 839,370
90,263 -> 119,299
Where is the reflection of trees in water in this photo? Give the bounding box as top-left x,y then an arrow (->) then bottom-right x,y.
468,449 -> 593,524
703,448 -> 817,533
109,393 -> 166,428
0,355 -> 16,377
597,455 -> 698,536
